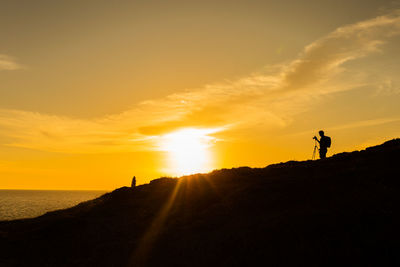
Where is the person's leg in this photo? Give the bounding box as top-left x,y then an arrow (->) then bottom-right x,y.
319,149 -> 327,159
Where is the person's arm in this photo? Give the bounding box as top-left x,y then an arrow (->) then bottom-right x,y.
313,136 -> 320,143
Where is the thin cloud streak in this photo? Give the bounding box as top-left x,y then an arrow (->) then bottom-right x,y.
1,10 -> 400,153
285,117 -> 400,138
0,55 -> 22,71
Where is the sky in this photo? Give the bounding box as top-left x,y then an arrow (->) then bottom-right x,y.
1,0 -> 400,190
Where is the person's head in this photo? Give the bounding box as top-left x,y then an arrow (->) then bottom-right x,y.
319,130 -> 325,137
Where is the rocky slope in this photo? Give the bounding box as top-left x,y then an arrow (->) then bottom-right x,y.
0,139 -> 399,266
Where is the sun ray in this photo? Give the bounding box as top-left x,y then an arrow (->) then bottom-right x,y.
130,179 -> 182,265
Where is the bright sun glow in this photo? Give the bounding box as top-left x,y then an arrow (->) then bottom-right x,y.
160,128 -> 219,176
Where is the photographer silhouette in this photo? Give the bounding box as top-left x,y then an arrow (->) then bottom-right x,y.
313,130 -> 331,159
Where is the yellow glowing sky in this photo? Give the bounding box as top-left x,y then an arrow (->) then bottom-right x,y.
1,1 -> 400,189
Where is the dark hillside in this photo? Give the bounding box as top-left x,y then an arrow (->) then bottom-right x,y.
1,139 -> 399,266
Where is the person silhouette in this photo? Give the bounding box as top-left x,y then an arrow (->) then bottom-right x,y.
313,130 -> 331,159
131,176 -> 136,188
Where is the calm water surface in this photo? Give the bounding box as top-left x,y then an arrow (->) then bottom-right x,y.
0,190 -> 106,221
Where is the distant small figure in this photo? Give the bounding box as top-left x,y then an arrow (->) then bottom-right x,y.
313,130 -> 332,159
131,176 -> 136,188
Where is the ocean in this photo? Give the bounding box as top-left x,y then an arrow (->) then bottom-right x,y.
0,190 -> 106,221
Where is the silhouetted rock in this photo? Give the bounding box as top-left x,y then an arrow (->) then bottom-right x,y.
0,139 -> 399,266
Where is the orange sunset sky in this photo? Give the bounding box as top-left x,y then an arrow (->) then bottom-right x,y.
1,0 -> 400,190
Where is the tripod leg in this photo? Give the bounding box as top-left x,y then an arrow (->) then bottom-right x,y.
312,145 -> 317,160
312,146 -> 315,160
312,140 -> 319,160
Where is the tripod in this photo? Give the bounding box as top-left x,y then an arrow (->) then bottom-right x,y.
312,139 -> 319,160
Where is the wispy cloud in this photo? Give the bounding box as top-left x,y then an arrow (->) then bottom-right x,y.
140,10 -> 400,132
374,78 -> 400,95
279,11 -> 400,94
0,54 -> 22,71
285,117 -> 400,138
1,10 -> 400,153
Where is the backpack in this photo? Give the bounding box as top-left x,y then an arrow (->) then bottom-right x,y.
326,136 -> 331,148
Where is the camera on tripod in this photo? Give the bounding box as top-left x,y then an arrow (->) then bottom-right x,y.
313,136 -> 317,140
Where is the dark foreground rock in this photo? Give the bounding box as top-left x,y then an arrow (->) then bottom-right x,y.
1,139 -> 399,267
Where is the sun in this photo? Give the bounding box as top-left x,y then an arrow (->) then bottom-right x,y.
160,128 -> 217,176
